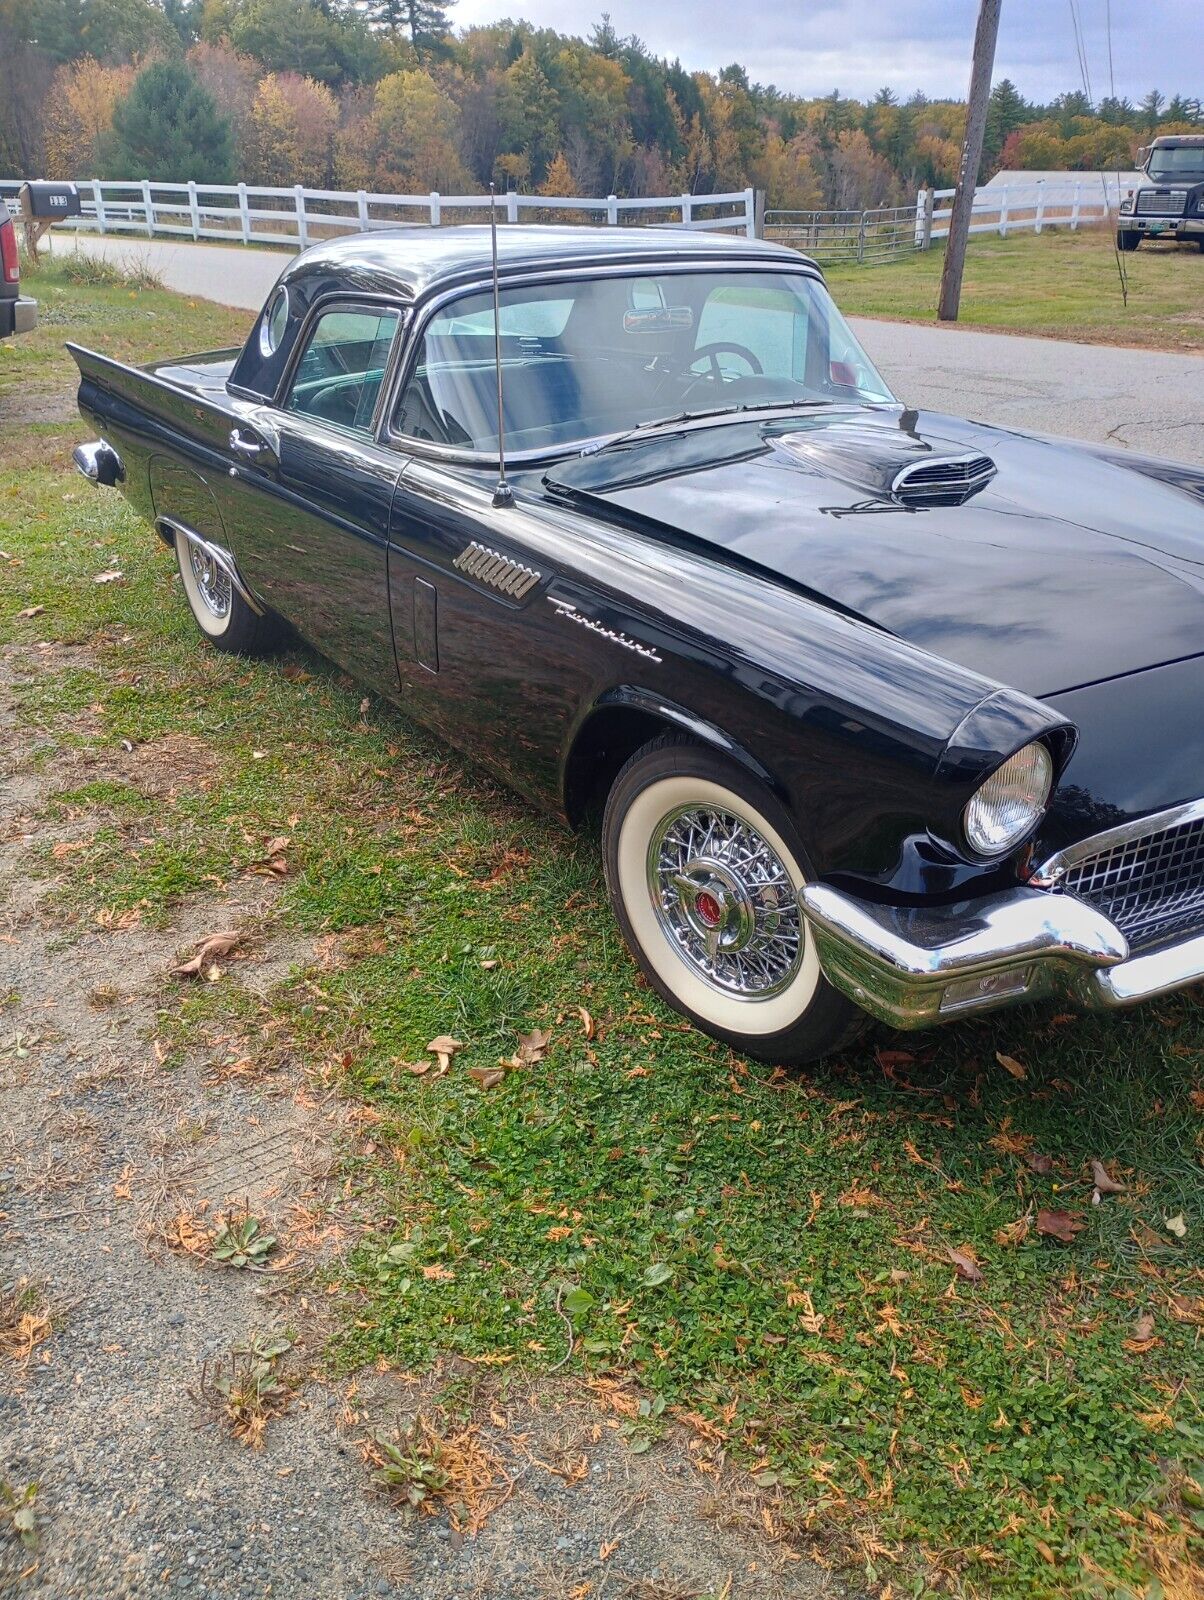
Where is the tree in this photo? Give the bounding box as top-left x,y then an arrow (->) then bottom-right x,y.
982,78 -> 1028,173
246,71 -> 337,185
360,67 -> 468,190
496,47 -> 559,182
187,39 -> 258,149
102,58 -> 234,179
351,0 -> 453,59
1139,89 -> 1165,130
44,56 -> 134,176
22,0 -> 178,63
229,0 -> 384,85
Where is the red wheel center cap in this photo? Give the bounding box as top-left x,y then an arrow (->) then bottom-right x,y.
694,890 -> 724,927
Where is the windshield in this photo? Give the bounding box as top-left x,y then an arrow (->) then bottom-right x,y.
1147,146 -> 1204,182
394,268 -> 895,456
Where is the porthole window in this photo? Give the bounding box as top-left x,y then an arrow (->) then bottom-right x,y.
260,286 -> 289,357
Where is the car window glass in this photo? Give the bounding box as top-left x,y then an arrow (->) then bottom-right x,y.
284,306 -> 400,434
394,271 -> 894,455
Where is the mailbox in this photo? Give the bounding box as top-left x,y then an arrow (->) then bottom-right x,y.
19,181 -> 83,220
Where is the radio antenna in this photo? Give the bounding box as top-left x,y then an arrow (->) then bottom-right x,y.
489,183 -> 512,508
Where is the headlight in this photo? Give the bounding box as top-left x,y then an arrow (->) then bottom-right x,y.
963,742 -> 1053,857
1120,196 -> 1133,213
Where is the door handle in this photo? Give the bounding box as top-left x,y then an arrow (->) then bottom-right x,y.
229,427 -> 267,459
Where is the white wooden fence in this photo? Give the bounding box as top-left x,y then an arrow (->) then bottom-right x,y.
915,178 -> 1128,246
0,177 -> 756,245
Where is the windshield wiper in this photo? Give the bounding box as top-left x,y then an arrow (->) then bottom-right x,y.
580,398 -> 835,458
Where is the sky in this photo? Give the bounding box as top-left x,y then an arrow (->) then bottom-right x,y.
450,0 -> 1201,105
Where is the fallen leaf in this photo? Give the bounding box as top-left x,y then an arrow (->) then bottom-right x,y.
1165,1213 -> 1188,1239
517,1027 -> 552,1064
93,569 -> 124,584
995,1211 -> 1031,1248
1026,1151 -> 1055,1176
469,1066 -> 504,1090
113,1165 -> 135,1201
426,1035 -> 463,1073
171,931 -> 241,978
576,1005 -> 596,1040
761,1331 -> 787,1346
1090,1159 -> 1126,1200
1036,1208 -> 1084,1244
947,1245 -> 984,1283
1122,1310 -> 1159,1354
996,1051 -> 1027,1081
17,605 -> 44,619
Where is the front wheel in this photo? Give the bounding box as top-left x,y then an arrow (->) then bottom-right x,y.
602,734 -> 865,1065
1116,229 -> 1142,252
175,528 -> 281,656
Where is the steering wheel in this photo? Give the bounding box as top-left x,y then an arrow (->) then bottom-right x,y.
687,341 -> 764,385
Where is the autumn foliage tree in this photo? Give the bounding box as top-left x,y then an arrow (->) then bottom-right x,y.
43,56 -> 134,177
246,71 -> 338,186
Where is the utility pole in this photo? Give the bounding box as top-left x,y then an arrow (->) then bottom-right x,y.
938,0 -> 1003,321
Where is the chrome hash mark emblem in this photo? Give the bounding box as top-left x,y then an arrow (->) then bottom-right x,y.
547,597 -> 662,662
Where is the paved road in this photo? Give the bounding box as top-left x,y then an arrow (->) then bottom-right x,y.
49,231 -> 1204,464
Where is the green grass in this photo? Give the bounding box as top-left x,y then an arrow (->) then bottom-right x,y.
2,272 -> 1202,1599
826,229 -> 1204,351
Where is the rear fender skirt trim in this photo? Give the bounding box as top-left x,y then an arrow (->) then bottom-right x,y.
155,516 -> 266,617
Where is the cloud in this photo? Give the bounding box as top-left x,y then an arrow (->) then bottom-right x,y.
450,0 -> 1199,103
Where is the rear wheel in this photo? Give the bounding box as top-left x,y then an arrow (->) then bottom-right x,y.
1116,229 -> 1142,251
175,528 -> 281,656
602,734 -> 865,1065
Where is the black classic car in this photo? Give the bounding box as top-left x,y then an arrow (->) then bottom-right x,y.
69,226 -> 1204,1064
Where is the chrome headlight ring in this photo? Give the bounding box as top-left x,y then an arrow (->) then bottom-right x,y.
963,742 -> 1054,859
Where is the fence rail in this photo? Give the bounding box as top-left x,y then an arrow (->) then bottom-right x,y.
0,177 -> 756,245
765,205 -> 917,264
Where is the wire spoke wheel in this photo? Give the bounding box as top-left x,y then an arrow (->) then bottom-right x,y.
185,536 -> 232,621
646,803 -> 804,999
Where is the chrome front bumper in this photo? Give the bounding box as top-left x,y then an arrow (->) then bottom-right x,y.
799,882 -> 1204,1030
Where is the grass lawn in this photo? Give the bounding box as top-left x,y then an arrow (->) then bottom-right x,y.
3,261 -> 1203,1599
826,229 -> 1204,352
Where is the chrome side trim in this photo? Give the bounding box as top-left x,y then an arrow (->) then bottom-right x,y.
156,516 -> 266,617
452,539 -> 541,599
547,596 -> 663,662
1031,796 -> 1204,887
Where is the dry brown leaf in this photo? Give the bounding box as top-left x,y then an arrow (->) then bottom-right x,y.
761,1331 -> 787,1346
17,605 -> 44,619
1090,1159 -> 1126,1198
1036,1208 -> 1084,1244
995,1211 -> 1031,1248
947,1245 -> 984,1283
93,569 -> 124,584
426,1035 -> 463,1074
405,1060 -> 431,1076
171,931 -> 241,978
113,1164 -> 135,1201
576,1005 -> 596,1041
469,1066 -> 505,1090
1026,1151 -> 1055,1176
995,1051 -> 1027,1081
517,1028 -> 552,1064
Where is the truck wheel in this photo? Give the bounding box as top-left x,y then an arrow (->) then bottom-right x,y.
602,733 -> 865,1066
175,528 -> 281,656
1116,229 -> 1142,251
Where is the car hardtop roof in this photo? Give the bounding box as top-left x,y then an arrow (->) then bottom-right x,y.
278,223 -> 813,300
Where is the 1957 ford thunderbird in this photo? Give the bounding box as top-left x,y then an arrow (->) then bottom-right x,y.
69,226 -> 1204,1063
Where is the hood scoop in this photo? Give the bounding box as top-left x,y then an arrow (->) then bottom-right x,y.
772,418 -> 996,507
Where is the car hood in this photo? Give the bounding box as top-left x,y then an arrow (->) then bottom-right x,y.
544,406 -> 1204,697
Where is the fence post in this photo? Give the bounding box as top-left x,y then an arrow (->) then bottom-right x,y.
744,186 -> 755,239
1070,182 -> 1081,230
918,188 -> 935,249
1034,181 -> 1045,235
680,193 -> 693,227
606,193 -> 618,225
998,186 -> 1008,237
141,179 -> 154,237
238,182 -> 250,244
753,188 -> 766,239
187,179 -> 200,241
357,189 -> 369,231
506,191 -> 518,224
857,210 -> 867,262
294,184 -> 308,248
92,179 -> 106,236
429,191 -> 440,226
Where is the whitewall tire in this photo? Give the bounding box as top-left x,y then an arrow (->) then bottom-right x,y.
603,734 -> 865,1065
174,528 -> 281,656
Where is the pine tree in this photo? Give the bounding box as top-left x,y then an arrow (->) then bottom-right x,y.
102,58 -> 234,181
353,0 -> 453,58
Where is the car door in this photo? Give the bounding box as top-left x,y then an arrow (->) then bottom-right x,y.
222,299 -> 404,696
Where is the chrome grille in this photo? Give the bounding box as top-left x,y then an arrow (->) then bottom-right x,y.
1052,812 -> 1204,950
1136,189 -> 1186,216
893,454 -> 996,507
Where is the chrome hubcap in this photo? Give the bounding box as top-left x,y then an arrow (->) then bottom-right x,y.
187,538 -> 232,620
647,804 -> 804,998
